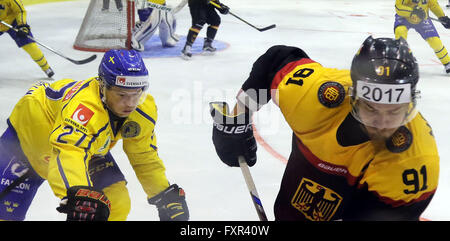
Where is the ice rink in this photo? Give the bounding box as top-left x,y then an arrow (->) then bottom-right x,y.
1,0 -> 450,221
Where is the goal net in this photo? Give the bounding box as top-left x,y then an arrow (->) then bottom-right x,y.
73,0 -> 135,52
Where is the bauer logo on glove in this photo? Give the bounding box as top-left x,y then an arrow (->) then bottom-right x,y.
209,102 -> 257,167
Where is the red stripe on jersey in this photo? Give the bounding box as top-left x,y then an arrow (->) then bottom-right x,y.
270,58 -> 317,90
296,136 -> 436,207
295,136 -> 358,186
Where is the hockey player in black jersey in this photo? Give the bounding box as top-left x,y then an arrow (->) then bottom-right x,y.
210,37 -> 439,220
181,0 -> 229,59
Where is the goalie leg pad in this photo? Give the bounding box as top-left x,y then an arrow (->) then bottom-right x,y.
133,8 -> 162,49
137,7 -> 154,22
159,10 -> 179,47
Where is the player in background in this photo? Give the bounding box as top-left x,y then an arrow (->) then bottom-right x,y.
210,36 -> 439,220
0,49 -> 189,221
395,0 -> 450,73
131,0 -> 187,51
180,0 -> 229,59
102,0 -> 123,12
0,0 -> 54,78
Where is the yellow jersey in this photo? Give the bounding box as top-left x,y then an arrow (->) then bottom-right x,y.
8,78 -> 169,199
0,0 -> 27,32
238,45 -> 439,220
395,0 -> 445,24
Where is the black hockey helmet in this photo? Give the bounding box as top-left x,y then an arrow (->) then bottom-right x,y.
350,36 -> 419,93
350,36 -> 420,127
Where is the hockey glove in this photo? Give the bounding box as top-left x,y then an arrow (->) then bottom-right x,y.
148,184 -> 189,221
439,16 -> 450,29
56,186 -> 111,221
217,3 -> 230,15
16,24 -> 30,38
209,102 -> 257,167
410,6 -> 426,23
210,0 -> 229,15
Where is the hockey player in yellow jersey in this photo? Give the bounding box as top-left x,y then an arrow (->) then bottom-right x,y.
210,36 -> 439,220
0,49 -> 189,221
395,0 -> 450,73
0,0 -> 54,77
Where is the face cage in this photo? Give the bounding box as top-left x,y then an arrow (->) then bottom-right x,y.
349,87 -> 420,129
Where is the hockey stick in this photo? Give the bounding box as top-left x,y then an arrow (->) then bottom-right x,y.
229,12 -> 276,32
0,20 -> 97,65
172,0 -> 188,14
429,17 -> 442,23
209,1 -> 276,32
238,156 -> 268,221
0,169 -> 31,202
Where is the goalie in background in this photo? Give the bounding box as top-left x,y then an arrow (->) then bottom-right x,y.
0,49 -> 189,221
101,0 -> 124,12
395,0 -> 450,73
131,0 -> 187,51
0,0 -> 54,78
180,0 -> 229,59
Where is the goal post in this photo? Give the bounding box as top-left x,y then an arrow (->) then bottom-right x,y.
73,0 -> 135,52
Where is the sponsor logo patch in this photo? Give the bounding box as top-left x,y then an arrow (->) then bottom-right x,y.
71,104 -> 94,126
291,178 -> 342,221
317,82 -> 345,108
63,80 -> 84,101
121,121 -> 141,138
386,126 -> 413,153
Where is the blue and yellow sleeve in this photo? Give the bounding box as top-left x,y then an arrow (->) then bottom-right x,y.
123,95 -> 170,198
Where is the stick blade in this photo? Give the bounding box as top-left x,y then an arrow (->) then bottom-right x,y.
258,24 -> 276,32
68,54 -> 97,65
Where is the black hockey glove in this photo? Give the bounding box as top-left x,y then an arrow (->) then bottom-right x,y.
410,6 -> 426,23
439,16 -> 450,29
209,102 -> 257,167
210,0 -> 229,15
217,3 -> 230,15
16,24 -> 30,38
148,184 -> 189,221
56,186 -> 111,221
